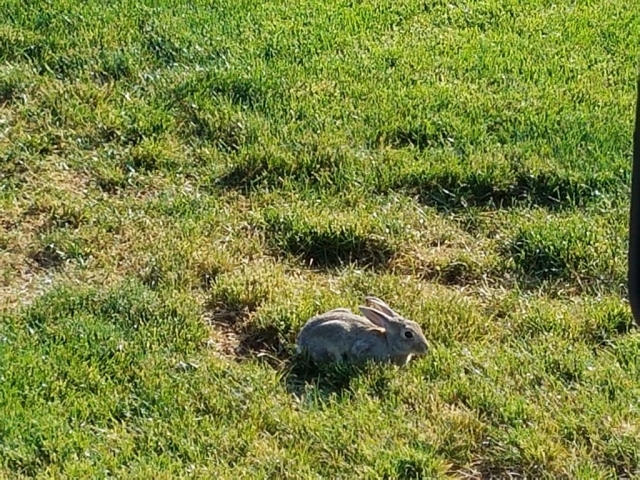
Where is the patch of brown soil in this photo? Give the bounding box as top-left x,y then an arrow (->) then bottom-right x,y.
204,309 -> 288,366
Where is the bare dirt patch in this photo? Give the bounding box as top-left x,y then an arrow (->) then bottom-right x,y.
204,308 -> 288,365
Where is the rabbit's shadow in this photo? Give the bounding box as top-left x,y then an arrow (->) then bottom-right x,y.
275,352 -> 393,402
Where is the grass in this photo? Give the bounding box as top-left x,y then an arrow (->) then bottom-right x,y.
0,0 -> 639,477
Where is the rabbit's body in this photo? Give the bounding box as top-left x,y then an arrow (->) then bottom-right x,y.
295,298 -> 429,366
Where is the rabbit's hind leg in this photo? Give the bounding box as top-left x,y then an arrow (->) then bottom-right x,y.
309,345 -> 344,364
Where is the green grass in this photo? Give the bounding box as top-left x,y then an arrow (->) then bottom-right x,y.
1,0 -> 639,477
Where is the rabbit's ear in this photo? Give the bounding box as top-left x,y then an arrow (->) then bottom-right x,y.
359,306 -> 394,329
365,296 -> 396,317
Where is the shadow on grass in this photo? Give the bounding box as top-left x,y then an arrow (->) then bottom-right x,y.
260,210 -> 396,270
29,243 -> 67,269
241,340 -> 396,400
214,146 -> 359,192
392,168 -> 615,212
216,149 -> 619,212
265,226 -> 395,269
279,354 -> 374,399
205,310 -> 383,398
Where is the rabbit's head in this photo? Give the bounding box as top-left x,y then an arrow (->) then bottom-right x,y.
358,296 -> 429,357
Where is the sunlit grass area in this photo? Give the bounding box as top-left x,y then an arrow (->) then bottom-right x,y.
1,0 -> 639,477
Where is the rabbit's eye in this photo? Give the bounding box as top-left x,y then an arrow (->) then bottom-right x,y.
404,331 -> 413,339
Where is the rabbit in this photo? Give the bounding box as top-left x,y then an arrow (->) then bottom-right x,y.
295,296 -> 429,366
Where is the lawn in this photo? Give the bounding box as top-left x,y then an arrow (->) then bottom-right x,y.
1,0 -> 639,477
